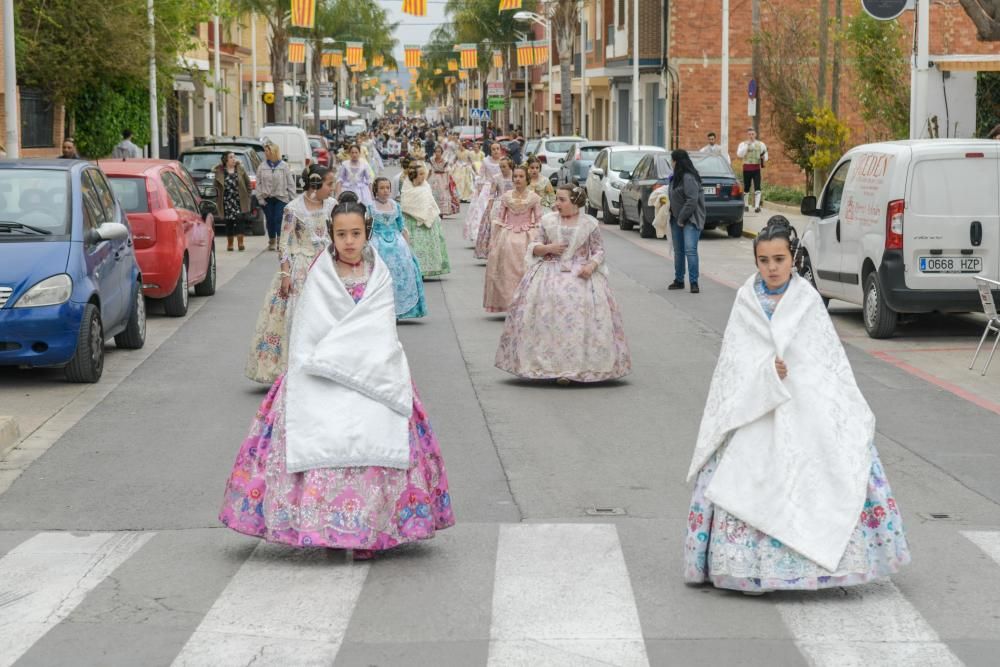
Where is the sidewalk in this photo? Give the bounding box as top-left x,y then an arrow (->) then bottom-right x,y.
741,201 -> 808,238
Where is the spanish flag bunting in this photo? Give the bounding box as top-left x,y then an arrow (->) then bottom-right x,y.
321,49 -> 343,68
434,68 -> 443,75
372,54 -> 384,68
460,45 -> 477,69
447,59 -> 458,71
290,0 -> 316,28
402,0 -> 427,17
533,41 -> 547,64
288,39 -> 306,64
516,41 -> 534,67
404,45 -> 422,69
498,0 -> 522,10
345,42 -> 364,67
492,50 -> 503,69
459,70 -> 468,80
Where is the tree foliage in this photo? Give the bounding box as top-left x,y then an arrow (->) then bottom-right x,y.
801,106 -> 850,174
959,0 -> 1000,41
844,10 -> 909,141
70,82 -> 152,158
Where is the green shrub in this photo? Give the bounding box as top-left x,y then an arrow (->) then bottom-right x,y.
763,183 -> 806,206
69,83 -> 150,159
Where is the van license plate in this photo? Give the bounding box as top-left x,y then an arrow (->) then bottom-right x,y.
918,256 -> 982,273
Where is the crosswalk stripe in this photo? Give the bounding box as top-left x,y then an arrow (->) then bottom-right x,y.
171,542 -> 370,666
487,523 -> 650,666
961,530 -> 1000,567
0,531 -> 155,667
774,580 -> 963,667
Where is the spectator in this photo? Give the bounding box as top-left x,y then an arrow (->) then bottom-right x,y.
507,132 -> 523,166
59,138 -> 79,159
255,142 -> 297,251
736,127 -> 768,213
111,129 -> 142,159
699,132 -> 730,163
667,149 -> 707,294
213,151 -> 252,252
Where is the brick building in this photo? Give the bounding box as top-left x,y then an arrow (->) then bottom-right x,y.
0,20 -> 66,158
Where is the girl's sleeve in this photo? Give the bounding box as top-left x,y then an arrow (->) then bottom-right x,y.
588,227 -> 606,266
277,206 -> 296,264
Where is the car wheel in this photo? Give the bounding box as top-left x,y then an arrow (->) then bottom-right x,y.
797,252 -> 830,308
252,213 -> 266,236
114,283 -> 147,349
65,304 -> 104,383
162,260 -> 189,317
863,271 -> 897,339
727,221 -> 744,238
639,203 -> 656,238
549,173 -> 558,187
194,244 -> 217,297
602,195 -> 617,225
586,200 -> 597,216
618,198 -> 634,231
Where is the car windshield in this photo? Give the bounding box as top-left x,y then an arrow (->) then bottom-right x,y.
108,177 -> 149,213
545,140 -> 577,153
525,139 -> 541,155
579,146 -> 604,160
0,169 -> 70,239
181,152 -> 252,174
692,154 -> 734,177
609,151 -> 647,173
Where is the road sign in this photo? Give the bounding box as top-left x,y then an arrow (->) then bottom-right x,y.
470,108 -> 481,120
488,98 -> 506,111
487,81 -> 504,98
861,0 -> 909,20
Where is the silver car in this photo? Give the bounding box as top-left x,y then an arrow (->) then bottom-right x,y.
525,136 -> 585,185
557,141 -> 624,186
585,145 -> 666,224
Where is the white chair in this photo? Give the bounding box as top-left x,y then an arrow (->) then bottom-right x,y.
969,276 -> 1000,376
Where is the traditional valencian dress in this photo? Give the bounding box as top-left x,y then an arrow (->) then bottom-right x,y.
402,179 -> 451,278
221,247 -> 454,553
337,159 -> 374,206
474,173 -> 513,260
368,199 -> 427,319
428,156 -> 460,216
684,274 -> 910,592
464,156 -> 502,244
245,195 -> 334,384
529,176 -> 556,209
484,190 -> 542,313
495,211 -> 631,382
452,148 -> 477,202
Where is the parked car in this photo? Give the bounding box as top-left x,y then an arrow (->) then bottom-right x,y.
308,135 -> 331,167
103,160 -> 217,317
0,160 -> 146,382
798,139 -> 1000,338
585,145 -> 665,224
456,125 -> 484,142
260,124 -> 312,187
204,136 -> 267,164
525,136 -> 585,185
620,151 -> 744,238
558,140 -> 624,186
178,146 -> 266,236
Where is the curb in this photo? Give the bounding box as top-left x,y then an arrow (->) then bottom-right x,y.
0,416 -> 20,456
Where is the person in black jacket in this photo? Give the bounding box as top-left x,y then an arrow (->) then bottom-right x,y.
667,150 -> 707,294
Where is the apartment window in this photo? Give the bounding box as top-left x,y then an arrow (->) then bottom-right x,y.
618,0 -> 625,27
20,89 -> 54,148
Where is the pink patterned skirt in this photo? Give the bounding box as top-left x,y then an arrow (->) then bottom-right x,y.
220,375 -> 455,551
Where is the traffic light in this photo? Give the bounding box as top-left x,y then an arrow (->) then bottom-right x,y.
344,99 -> 351,107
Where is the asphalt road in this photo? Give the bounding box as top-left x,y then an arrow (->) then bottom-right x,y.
0,191 -> 999,666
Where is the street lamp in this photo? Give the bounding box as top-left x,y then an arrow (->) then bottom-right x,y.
513,9 -> 552,135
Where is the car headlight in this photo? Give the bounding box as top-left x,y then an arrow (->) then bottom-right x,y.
609,180 -> 623,190
14,274 -> 73,308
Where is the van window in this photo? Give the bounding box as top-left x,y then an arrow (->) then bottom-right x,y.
822,160 -> 851,217
910,159 -> 998,216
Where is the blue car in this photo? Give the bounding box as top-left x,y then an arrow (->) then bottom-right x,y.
0,160 -> 146,382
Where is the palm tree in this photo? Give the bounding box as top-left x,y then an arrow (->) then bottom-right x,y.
236,0 -> 292,122
549,0 -> 578,135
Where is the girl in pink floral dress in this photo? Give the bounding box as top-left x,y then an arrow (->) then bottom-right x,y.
474,157 -> 513,260
484,165 -> 543,313
221,200 -> 454,559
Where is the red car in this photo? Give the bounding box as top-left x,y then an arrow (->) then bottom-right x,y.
102,160 -> 217,317
308,135 -> 331,167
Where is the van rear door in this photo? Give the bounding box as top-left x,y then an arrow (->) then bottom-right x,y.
904,143 -> 1000,290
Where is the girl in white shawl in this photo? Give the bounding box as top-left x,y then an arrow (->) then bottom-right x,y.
684,217 -> 910,593
402,163 -> 451,278
221,199 -> 455,559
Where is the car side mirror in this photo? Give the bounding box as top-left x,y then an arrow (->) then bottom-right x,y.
800,195 -> 819,216
558,158 -> 565,164
199,199 -> 218,219
86,221 -> 129,245
202,186 -> 218,200
590,167 -> 604,179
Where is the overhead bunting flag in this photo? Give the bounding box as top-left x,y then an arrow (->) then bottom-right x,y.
350,57 -> 367,72
372,55 -> 384,68
447,59 -> 458,71
345,42 -> 364,67
516,41 -> 534,67
459,70 -> 468,80
404,45 -> 422,69
288,39 -> 306,64
493,50 -> 503,69
460,45 -> 477,69
434,68 -> 443,75
290,0 -> 316,28
498,0 -> 522,10
533,41 -> 548,64
322,49 -> 343,68
402,0 -> 427,17
445,76 -> 456,84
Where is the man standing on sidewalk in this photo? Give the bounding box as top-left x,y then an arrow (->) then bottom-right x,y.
111,129 -> 142,159
736,128 -> 767,213
699,132 -> 730,163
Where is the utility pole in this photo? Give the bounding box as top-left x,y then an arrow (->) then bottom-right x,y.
910,0 -> 930,138
751,0 -> 760,134
831,0 -> 842,117
213,13 -> 222,135
148,0 -> 159,158
251,13 -> 258,135
580,0 -> 587,136
631,0 -> 639,144
3,0 -> 19,157
721,0 -> 730,156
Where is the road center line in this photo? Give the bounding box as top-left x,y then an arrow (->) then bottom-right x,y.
961,530 -> 1000,567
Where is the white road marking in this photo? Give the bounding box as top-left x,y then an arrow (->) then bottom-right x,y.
962,530 -> 1000,567
171,542 -> 369,666
775,580 -> 963,667
0,531 -> 154,667
488,523 -> 649,666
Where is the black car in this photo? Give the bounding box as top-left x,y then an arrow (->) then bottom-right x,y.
618,152 -> 673,236
178,146 -> 266,236
203,136 -> 267,164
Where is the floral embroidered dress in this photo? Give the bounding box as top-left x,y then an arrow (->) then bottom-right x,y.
452,149 -> 477,202
245,196 -> 334,384
484,190 -> 542,313
221,265 -> 454,552
428,157 -> 460,216
529,177 -> 556,209
495,212 -> 632,382
402,181 -> 451,278
337,160 -> 374,206
464,157 -> 502,244
474,175 -> 513,260
368,200 -> 427,319
683,274 -> 911,592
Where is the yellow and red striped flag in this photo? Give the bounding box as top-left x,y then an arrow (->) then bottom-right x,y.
404,45 -> 422,69
402,0 -> 427,16
345,42 -> 364,67
498,0 -> 522,11
288,39 -> 306,64
372,55 -> 384,68
434,68 -> 443,75
460,45 -> 478,69
447,59 -> 458,71
459,70 -> 469,80
516,41 -> 534,67
290,0 -> 316,28
492,50 -> 503,69
533,41 -> 548,65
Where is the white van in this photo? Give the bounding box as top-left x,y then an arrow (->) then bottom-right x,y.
259,124 -> 311,188
798,139 -> 1000,338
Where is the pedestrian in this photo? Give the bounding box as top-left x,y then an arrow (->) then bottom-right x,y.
256,142 -> 297,252
401,163 -> 451,278
392,156 -> 412,201
452,142 -> 477,202
213,151 -> 253,252
699,132 -> 729,163
495,184 -> 631,383
474,157 -> 514,260
506,132 -> 523,166
736,127 -> 768,212
464,142 -> 504,245
245,165 -> 336,384
58,138 -> 79,159
368,176 -> 427,319
428,145 -> 460,217
221,198 -> 454,559
337,145 -> 374,206
683,216 -> 910,594
666,150 -> 706,294
526,157 -> 555,209
423,131 -> 436,159
111,129 -> 142,159
484,165 -> 543,313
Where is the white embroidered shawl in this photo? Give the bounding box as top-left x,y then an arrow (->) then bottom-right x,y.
401,182 -> 441,228
526,212 -> 608,276
687,274 -> 875,571
284,249 -> 413,472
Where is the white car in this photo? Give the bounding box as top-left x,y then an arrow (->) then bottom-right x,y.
797,139 -> 1000,338
585,145 -> 665,224
526,136 -> 585,185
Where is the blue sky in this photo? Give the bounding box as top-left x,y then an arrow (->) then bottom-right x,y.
380,0 -> 451,89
